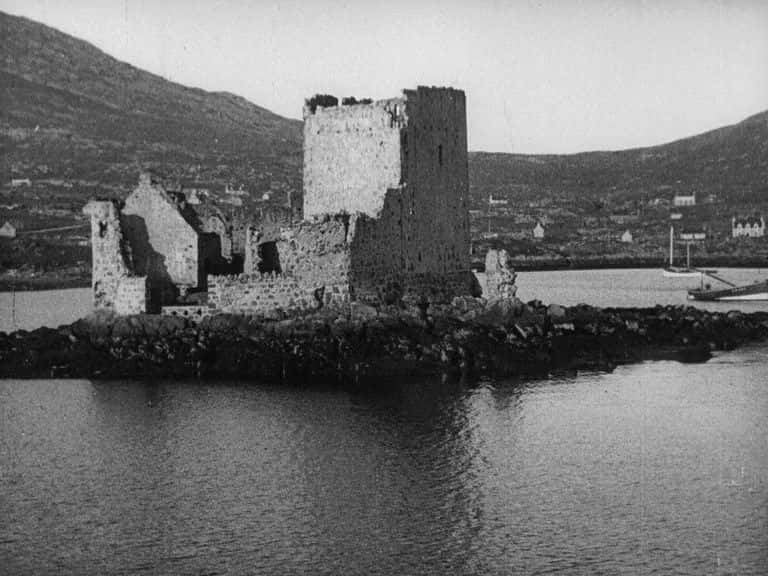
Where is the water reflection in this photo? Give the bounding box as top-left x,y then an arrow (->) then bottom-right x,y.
2,350 -> 767,575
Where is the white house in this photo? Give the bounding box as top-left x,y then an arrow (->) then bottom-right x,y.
673,193 -> 696,207
620,230 -> 633,243
533,221 -> 545,239
680,229 -> 706,241
10,178 -> 31,188
489,195 -> 508,206
732,216 -> 765,238
0,221 -> 16,238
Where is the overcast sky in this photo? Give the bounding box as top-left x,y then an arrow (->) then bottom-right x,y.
2,0 -> 766,154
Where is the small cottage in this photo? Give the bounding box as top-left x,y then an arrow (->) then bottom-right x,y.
0,221 -> 16,238
680,229 -> 706,241
673,193 -> 696,207
533,221 -> 545,239
732,216 -> 765,238
620,230 -> 633,243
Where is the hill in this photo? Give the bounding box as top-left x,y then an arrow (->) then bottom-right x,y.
468,111 -> 768,267
470,109 -> 768,206
0,10 -> 302,199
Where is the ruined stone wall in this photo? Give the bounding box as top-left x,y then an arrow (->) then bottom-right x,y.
121,176 -> 200,290
482,249 -> 517,300
237,215 -> 353,309
347,192 -> 406,300
83,200 -> 147,313
207,274 -> 319,315
115,277 -> 148,315
202,215 -> 232,261
276,215 -> 352,289
303,99 -> 404,218
161,305 -> 215,322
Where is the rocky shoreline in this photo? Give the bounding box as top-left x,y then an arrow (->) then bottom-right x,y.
2,298 -> 768,383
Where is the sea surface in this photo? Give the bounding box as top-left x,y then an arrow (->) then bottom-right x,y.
1,269 -> 767,574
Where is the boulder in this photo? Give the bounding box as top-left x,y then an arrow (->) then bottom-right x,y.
547,304 -> 566,319
349,302 -> 378,321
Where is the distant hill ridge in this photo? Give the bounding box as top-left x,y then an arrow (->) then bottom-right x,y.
1,9 -> 766,213
470,108 -> 768,208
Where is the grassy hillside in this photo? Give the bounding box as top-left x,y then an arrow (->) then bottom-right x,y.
0,10 -> 302,197
468,111 -> 768,267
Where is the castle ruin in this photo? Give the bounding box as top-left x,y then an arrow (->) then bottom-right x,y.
84,86 -> 479,317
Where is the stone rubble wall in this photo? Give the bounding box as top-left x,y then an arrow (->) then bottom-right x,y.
483,249 -> 517,300
115,276 -> 148,315
243,226 -> 263,275
347,191 -> 407,297
207,273 -> 318,315
354,270 -> 479,305
276,214 -> 352,287
161,305 -> 215,322
83,200 -> 147,313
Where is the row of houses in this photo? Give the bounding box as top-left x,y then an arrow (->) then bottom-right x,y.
528,216 -> 764,243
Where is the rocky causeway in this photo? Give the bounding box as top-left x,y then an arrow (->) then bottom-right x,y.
3,297 -> 767,383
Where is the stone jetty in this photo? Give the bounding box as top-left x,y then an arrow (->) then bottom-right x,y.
2,298 -> 768,383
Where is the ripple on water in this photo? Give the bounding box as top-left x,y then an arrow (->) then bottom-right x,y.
1,354 -> 767,575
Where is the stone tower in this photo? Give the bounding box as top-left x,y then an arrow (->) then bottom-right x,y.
302,87 -> 471,293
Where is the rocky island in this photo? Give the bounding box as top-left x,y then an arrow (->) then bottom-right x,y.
5,88 -> 767,383
3,297 -> 768,383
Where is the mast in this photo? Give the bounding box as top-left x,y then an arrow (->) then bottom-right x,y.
686,242 -> 691,268
487,194 -> 492,235
669,225 -> 674,267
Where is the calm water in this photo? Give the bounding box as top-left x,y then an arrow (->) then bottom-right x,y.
514,267 -> 768,312
2,352 -> 767,575
1,270 -> 767,574
3,269 -> 768,333
0,287 -> 91,332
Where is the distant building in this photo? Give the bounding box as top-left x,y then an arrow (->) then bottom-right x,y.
670,212 -> 683,220
222,196 -> 243,207
620,230 -> 633,243
185,190 -> 202,205
489,195 -> 508,206
225,184 -> 248,196
732,216 -> 765,238
673,193 -> 696,207
183,187 -> 210,205
0,221 -> 16,238
533,221 -> 545,239
10,178 -> 31,188
680,228 -> 706,241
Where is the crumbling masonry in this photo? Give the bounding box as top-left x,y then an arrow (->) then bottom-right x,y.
85,86 -> 480,316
